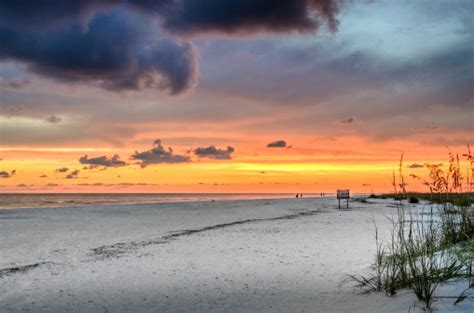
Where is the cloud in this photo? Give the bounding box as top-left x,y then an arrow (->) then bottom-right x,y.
160,0 -> 344,35
1,78 -> 30,89
0,1 -> 116,27
194,145 -> 234,160
79,154 -> 127,167
407,163 -> 424,169
117,182 -> 158,186
340,117 -> 355,124
55,167 -> 69,173
45,115 -> 62,124
66,169 -> 80,179
267,140 -> 287,148
75,182 -> 160,186
40,174 -> 47,178
0,170 -> 15,178
0,1 -> 344,35
0,9 -> 199,95
0,1 -> 344,96
131,139 -> 190,166
77,183 -> 105,186
17,183 -> 34,187
45,183 -> 60,187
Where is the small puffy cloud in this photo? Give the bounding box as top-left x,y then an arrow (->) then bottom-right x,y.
55,167 -> 69,173
45,183 -> 60,187
267,140 -> 287,148
17,183 -> 34,188
66,169 -> 80,179
0,170 -> 15,178
46,115 -> 62,124
407,163 -> 424,169
131,139 -> 190,166
79,154 -> 127,167
340,117 -> 355,124
194,145 -> 234,160
40,174 -> 47,178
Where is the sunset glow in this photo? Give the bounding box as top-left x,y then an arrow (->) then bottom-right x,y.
0,0 -> 472,194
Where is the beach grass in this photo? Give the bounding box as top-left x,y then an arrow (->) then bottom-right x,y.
348,147 -> 474,311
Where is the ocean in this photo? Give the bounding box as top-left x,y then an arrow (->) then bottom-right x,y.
0,193 -> 323,210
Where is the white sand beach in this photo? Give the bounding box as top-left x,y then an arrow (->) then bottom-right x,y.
0,197 -> 471,312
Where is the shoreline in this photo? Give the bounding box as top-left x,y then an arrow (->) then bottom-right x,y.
0,193 -> 330,211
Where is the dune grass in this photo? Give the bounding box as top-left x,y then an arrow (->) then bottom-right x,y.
347,147 -> 474,311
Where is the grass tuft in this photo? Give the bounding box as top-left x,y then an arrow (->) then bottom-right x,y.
346,147 -> 474,311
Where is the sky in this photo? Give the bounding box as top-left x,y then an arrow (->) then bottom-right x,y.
0,0 -> 473,193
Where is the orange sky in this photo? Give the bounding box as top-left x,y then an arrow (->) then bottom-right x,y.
1,135 -> 471,193
0,1 -> 472,193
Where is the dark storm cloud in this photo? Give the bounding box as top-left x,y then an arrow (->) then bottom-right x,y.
267,140 -> 287,148
0,1 -> 117,27
0,1 -> 343,95
0,170 -> 15,178
407,163 -> 424,169
0,1 -> 343,34
79,154 -> 127,167
194,145 -> 234,160
131,139 -> 190,166
0,8 -> 198,95
0,0 -> 176,27
160,0 -> 344,35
